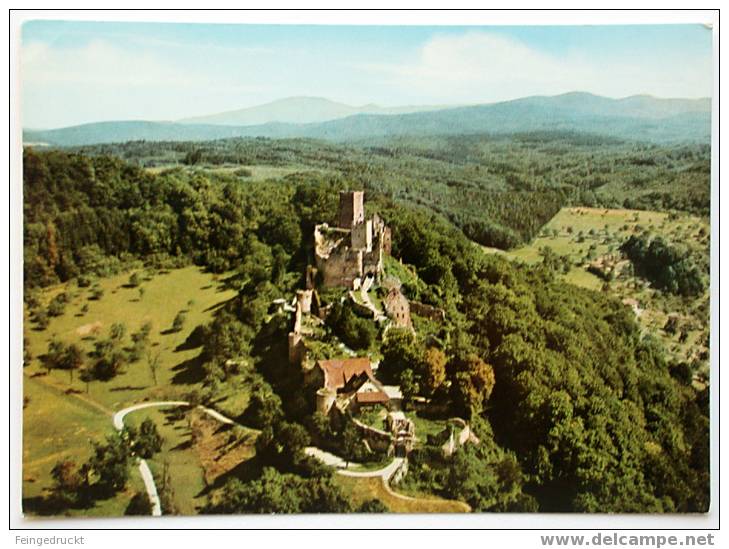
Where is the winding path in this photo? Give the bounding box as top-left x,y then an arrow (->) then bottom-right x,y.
113,400 -> 240,516
304,447 -> 404,480
305,447 -> 470,512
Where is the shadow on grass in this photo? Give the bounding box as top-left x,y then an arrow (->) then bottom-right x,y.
197,453 -> 264,502
22,483 -> 118,517
170,351 -> 206,385
171,439 -> 194,452
203,296 -> 236,313
174,325 -> 205,352
109,385 -> 148,392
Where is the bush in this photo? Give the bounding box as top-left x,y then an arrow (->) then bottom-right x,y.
172,311 -> 187,332
125,492 -> 153,515
357,499 -> 389,513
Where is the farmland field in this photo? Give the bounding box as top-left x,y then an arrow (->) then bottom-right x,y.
482,207 -> 710,374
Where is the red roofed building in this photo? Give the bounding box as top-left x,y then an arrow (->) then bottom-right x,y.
317,357 -> 373,392
355,391 -> 389,406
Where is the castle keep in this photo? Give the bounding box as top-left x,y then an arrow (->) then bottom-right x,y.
313,191 -> 392,288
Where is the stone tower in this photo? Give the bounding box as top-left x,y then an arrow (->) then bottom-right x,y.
338,191 -> 364,229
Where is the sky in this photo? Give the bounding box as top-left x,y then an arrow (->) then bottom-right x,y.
20,20 -> 714,129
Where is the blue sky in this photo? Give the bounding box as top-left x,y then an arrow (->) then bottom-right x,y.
21,20 -> 713,129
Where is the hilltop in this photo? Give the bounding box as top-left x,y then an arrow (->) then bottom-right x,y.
23,92 -> 711,147
179,96 -> 448,126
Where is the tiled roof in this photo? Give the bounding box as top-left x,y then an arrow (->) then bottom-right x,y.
355,391 -> 389,404
318,357 -> 372,391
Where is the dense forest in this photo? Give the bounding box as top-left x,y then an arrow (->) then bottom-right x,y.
23,143 -> 709,513
65,132 -> 710,250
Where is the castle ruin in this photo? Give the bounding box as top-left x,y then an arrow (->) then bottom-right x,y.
313,191 -> 392,288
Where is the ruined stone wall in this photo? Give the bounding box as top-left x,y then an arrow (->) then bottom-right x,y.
382,226 -> 392,255
351,219 -> 373,251
338,191 -> 364,229
384,290 -> 411,328
296,289 -> 313,314
362,231 -> 383,278
288,331 -> 305,365
410,301 -> 446,322
316,246 -> 363,288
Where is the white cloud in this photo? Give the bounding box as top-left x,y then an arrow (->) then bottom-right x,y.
363,32 -> 712,103
21,40 -> 270,127
22,40 -> 198,88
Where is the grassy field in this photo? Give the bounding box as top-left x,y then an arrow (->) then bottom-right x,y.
145,163 -> 330,182
335,476 -> 469,513
482,207 -> 710,371
24,266 -> 239,411
22,266 -> 246,516
125,407 -> 207,516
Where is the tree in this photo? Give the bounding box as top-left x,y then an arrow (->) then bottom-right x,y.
158,460 -> 179,515
399,368 -> 420,405
146,350 -> 161,386
340,419 -> 361,467
128,272 -> 141,287
208,468 -> 352,514
133,418 -> 163,459
378,327 -> 421,384
421,346 -> 447,396
110,322 -> 126,341
245,388 -> 284,429
34,308 -> 49,330
172,311 -> 187,333
276,421 -> 311,468
47,295 -> 66,317
50,459 -> 86,507
87,432 -> 131,495
450,354 -> 495,419
90,338 -> 126,380
61,343 -> 84,383
357,499 -> 389,513
45,339 -> 65,374
125,492 -> 153,516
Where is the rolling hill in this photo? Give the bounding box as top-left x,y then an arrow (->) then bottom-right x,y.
23,92 -> 711,147
178,96 -> 447,126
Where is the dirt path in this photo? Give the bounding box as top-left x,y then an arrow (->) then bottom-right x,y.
24,372 -> 114,418
307,446 -> 470,512
380,479 -> 471,512
304,447 -> 403,480
112,400 -> 243,517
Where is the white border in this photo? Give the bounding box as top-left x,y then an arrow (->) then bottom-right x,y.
6,8 -> 721,533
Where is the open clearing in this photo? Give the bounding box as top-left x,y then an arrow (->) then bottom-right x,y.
334,475 -> 469,513
483,207 -> 710,369
22,266 -> 248,516
145,164 -> 331,182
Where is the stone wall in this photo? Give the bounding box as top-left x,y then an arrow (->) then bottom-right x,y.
338,191 -> 364,229
410,301 -> 446,322
351,219 -> 373,251
316,246 -> 363,288
384,288 -> 411,328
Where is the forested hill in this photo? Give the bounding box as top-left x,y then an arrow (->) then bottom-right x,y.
24,93 -> 711,147
60,133 -> 711,251
22,148 -> 709,512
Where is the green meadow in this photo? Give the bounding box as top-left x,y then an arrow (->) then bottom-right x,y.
23,266 -> 243,516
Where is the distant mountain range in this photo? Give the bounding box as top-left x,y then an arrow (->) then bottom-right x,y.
178,96 -> 449,126
23,93 -> 711,147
